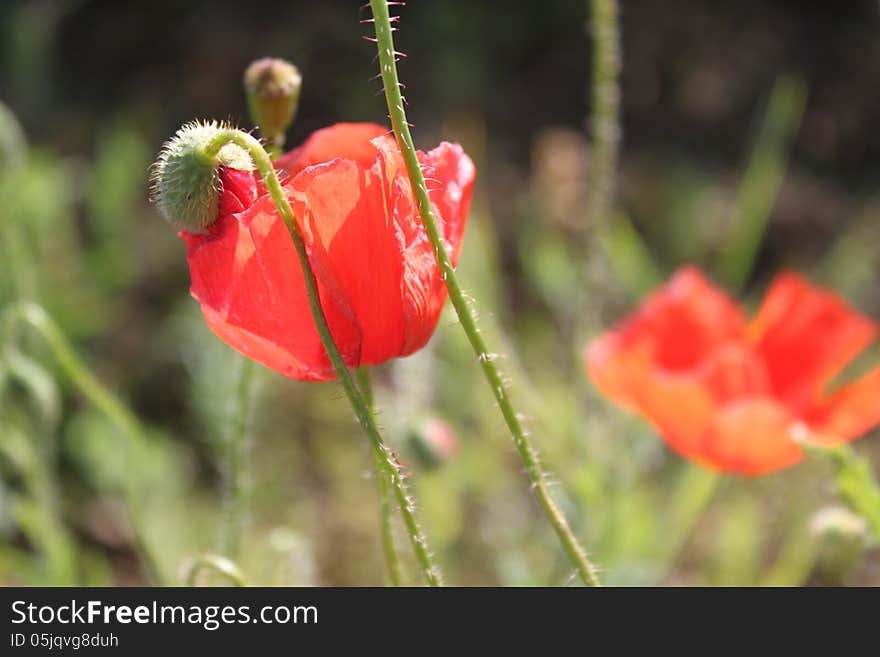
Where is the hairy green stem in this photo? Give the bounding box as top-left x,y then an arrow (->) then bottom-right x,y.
203,130 -> 443,586
357,367 -> 405,586
221,357 -> 255,559
368,0 -> 600,586
586,0 -> 621,227
1,301 -> 165,584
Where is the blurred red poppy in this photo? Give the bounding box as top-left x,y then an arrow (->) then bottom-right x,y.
181,123 -> 476,381
586,267 -> 880,475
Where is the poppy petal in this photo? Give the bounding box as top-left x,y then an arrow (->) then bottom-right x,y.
184,195 -> 361,381
287,155 -> 408,366
418,141 -> 476,265
633,371 -> 717,463
587,332 -> 717,460
697,341 -> 771,403
218,167 -> 258,216
586,332 -> 649,410
275,123 -> 389,178
749,272 -> 877,411
389,140 -> 476,354
700,398 -> 804,476
806,364 -> 880,443
604,267 -> 746,374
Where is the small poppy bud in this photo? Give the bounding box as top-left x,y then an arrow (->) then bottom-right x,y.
150,120 -> 253,232
243,58 -> 302,147
810,506 -> 868,585
810,506 -> 867,542
407,418 -> 459,469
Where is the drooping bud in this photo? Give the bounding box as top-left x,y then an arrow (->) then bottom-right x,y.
150,120 -> 253,232
243,58 -> 302,148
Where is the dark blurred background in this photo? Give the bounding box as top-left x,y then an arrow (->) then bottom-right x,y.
4,0 -> 880,301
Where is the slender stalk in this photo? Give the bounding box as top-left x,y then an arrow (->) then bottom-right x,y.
0,419 -> 77,584
759,523 -> 819,587
368,0 -> 600,586
659,465 -> 720,580
716,76 -> 806,290
203,129 -> 443,586
221,357 -> 255,558
1,301 -> 165,584
826,445 -> 880,540
357,367 -> 405,586
585,0 -> 621,228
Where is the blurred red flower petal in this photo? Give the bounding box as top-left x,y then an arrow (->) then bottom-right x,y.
749,272 -> 877,413
586,267 -> 880,475
700,398 -> 804,476
806,366 -> 880,444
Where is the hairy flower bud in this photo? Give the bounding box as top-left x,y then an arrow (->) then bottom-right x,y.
243,58 -> 302,147
150,121 -> 253,232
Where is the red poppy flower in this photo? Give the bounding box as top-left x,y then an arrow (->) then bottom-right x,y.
586,267 -> 880,475
182,123 -> 476,381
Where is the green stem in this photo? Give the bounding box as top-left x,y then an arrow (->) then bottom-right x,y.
1,301 -> 165,585
203,130 -> 443,586
0,419 -> 78,585
716,76 -> 806,290
759,523 -> 819,587
658,465 -> 720,581
357,367 -> 405,586
826,445 -> 880,541
184,553 -> 248,586
221,357 -> 255,559
586,0 -> 621,227
2,222 -> 37,300
368,0 -> 600,586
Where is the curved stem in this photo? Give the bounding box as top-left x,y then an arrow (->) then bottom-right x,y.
203,129 -> 443,586
357,367 -> 405,586
358,369 -> 406,586
585,0 -> 621,228
221,357 -> 255,558
1,301 -> 165,585
184,553 -> 248,586
368,0 -> 600,586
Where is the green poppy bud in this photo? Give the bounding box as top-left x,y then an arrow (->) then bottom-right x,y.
243,58 -> 302,148
150,120 -> 253,232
